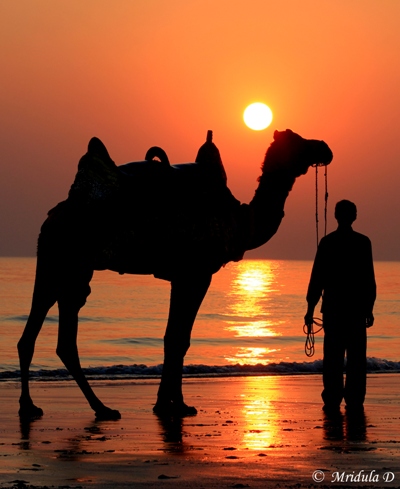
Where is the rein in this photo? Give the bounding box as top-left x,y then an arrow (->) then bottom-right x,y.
313,163 -> 329,247
303,163 -> 329,357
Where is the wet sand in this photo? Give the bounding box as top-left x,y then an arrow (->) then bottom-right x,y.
0,374 -> 399,488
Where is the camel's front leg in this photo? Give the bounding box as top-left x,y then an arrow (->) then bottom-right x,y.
56,299 -> 121,420
18,298 -> 56,419
154,273 -> 212,417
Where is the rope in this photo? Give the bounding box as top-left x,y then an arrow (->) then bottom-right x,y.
305,166 -> 328,357
324,165 -> 328,237
315,165 -> 319,247
303,318 -> 323,357
313,164 -> 329,247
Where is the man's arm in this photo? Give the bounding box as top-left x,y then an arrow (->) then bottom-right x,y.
365,238 -> 376,328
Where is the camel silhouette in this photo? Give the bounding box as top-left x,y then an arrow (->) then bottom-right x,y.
17,129 -> 333,420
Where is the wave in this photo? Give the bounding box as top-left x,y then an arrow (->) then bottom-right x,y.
4,315 -> 131,324
1,357 -> 399,382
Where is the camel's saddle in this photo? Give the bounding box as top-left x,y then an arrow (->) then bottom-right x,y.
44,133 -> 244,279
119,130 -> 227,190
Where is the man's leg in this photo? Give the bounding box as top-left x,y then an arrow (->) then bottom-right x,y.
322,318 -> 346,410
344,321 -> 367,409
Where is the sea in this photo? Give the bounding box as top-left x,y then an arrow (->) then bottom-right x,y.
1,258 -> 399,382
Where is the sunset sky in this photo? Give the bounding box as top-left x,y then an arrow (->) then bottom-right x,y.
1,1 -> 399,260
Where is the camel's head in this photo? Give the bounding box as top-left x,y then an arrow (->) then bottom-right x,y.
261,129 -> 333,177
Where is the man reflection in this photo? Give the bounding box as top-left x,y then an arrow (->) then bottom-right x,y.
323,409 -> 367,442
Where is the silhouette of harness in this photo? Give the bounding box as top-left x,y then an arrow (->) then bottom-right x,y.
118,145 -> 226,190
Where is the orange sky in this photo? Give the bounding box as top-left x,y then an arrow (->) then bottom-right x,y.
1,1 -> 400,259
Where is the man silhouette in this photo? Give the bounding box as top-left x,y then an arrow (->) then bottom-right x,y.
305,200 -> 376,413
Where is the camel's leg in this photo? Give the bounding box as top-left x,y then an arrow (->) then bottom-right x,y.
154,273 -> 212,417
18,258 -> 57,419
18,300 -> 56,418
56,290 -> 121,421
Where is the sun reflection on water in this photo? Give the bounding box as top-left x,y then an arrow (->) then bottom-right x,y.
225,261 -> 283,365
225,347 -> 278,365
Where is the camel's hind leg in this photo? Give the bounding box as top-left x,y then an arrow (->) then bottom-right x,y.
55,270 -> 121,421
154,273 -> 212,417
17,259 -> 57,419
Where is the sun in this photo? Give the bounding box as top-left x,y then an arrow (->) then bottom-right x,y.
243,103 -> 273,131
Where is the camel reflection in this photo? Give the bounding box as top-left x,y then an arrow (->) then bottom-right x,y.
53,421 -> 107,461
19,418 -> 37,450
225,261 -> 281,365
18,417 -> 107,460
156,416 -> 187,453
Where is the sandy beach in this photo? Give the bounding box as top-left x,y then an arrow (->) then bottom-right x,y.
0,374 -> 399,489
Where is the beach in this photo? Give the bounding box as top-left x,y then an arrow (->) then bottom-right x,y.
1,259 -> 399,488
1,374 -> 399,489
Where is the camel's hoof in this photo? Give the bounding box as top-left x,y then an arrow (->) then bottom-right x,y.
19,403 -> 44,420
153,401 -> 197,418
95,407 -> 121,421
176,403 -> 197,417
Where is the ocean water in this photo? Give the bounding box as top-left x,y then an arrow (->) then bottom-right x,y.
0,257 -> 399,381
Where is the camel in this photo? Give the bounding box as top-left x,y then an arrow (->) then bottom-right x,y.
17,129 -> 333,420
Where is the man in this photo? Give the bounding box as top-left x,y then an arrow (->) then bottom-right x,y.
305,200 -> 376,413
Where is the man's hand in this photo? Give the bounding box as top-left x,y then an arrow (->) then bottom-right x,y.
304,304 -> 315,328
304,312 -> 314,328
366,314 -> 374,328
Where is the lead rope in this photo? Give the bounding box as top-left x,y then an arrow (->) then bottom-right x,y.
324,165 -> 328,237
315,165 -> 319,247
304,164 -> 329,356
314,164 -> 328,247
303,318 -> 324,357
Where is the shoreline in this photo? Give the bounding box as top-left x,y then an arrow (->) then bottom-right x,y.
2,370 -> 400,385
2,357 -> 400,383
1,374 -> 399,488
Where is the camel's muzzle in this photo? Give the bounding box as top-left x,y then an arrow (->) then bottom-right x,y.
315,140 -> 333,166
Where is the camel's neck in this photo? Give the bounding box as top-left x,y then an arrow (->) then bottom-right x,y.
245,171 -> 296,251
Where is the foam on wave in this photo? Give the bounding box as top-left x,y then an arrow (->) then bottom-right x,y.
1,357 -> 399,382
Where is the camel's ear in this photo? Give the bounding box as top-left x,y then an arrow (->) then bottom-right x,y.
274,129 -> 295,141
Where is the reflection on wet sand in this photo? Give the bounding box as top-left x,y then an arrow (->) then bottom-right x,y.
6,377 -> 396,489
19,418 -> 36,450
323,409 -> 367,442
154,376 -> 284,454
240,376 -> 280,450
225,261 -> 282,365
156,416 -> 185,452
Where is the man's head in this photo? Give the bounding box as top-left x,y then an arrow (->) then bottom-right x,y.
335,200 -> 357,226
